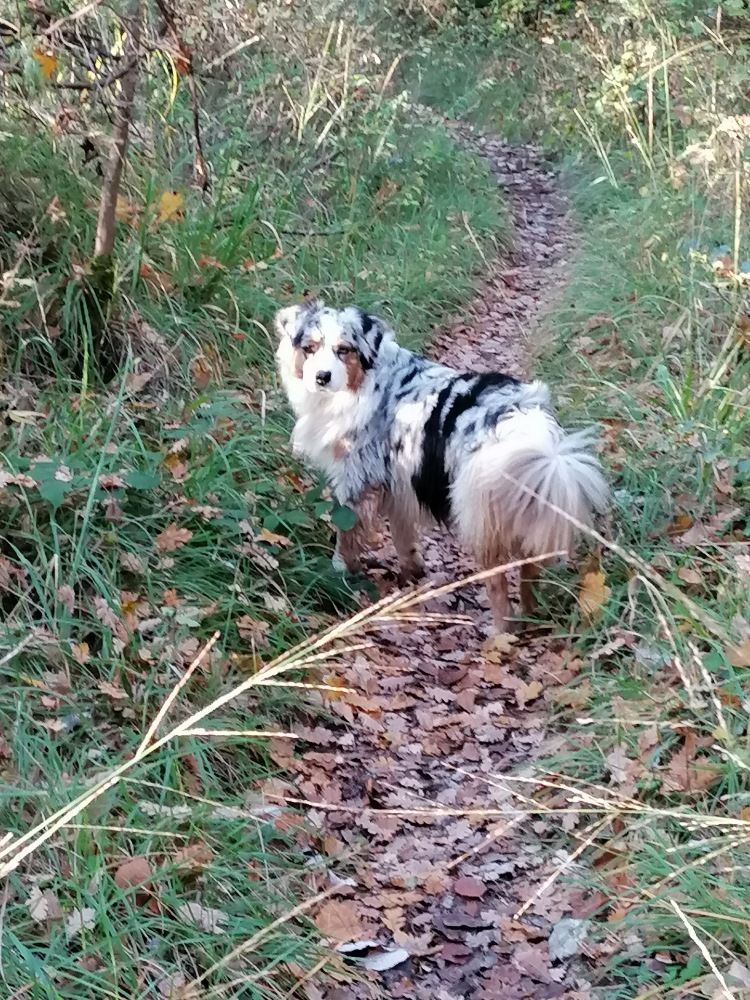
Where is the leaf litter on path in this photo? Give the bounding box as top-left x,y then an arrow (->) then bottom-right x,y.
276,123 -> 613,999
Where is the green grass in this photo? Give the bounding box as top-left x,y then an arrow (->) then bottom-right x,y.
0,10 -> 508,995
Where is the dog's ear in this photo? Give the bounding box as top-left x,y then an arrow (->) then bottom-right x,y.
352,308 -> 393,371
274,299 -> 323,341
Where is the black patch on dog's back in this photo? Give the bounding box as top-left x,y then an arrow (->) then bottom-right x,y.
411,372 -> 520,523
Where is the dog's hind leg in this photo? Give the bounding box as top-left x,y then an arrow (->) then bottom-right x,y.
483,565 -> 514,633
520,560 -> 542,616
388,504 -> 425,586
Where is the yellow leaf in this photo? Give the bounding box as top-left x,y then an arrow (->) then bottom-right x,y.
578,570 -> 611,622
33,48 -> 57,80
156,190 -> 184,224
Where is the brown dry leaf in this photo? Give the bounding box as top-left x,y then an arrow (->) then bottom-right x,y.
70,641 -> 90,665
46,195 -> 66,224
156,524 -> 193,552
236,615 -> 270,647
173,842 -> 214,872
453,875 -> 487,899
256,527 -> 293,548
114,855 -> 152,889
98,679 -> 128,701
661,733 -> 721,793
121,551 -> 147,574
93,597 -> 129,645
727,640 -> 750,668
314,899 -> 368,942
176,901 -> 227,935
578,570 -> 610,621
57,584 -> 75,613
677,565 -> 703,586
164,452 -> 189,482
99,473 -> 126,489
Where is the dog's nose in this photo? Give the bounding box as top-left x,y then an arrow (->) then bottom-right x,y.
316,370 -> 332,386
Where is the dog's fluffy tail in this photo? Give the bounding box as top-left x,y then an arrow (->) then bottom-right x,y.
451,406 -> 609,562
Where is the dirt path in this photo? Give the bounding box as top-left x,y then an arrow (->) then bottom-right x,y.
284,124 -> 597,999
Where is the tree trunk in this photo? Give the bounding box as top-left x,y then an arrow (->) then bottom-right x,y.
93,0 -> 142,259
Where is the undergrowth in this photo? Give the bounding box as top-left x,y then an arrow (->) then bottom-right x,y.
0,3 -> 505,995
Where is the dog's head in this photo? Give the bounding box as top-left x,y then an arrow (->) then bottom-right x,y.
275,300 -> 392,395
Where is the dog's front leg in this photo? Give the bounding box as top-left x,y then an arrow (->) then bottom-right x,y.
331,523 -> 366,574
330,489 -> 381,575
389,506 -> 425,586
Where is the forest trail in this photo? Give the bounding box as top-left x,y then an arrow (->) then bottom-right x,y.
285,121 -> 599,1000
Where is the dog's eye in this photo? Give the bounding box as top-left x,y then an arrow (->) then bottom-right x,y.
336,346 -> 352,359
302,344 -> 315,356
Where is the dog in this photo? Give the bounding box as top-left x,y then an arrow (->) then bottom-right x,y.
275,299 -> 609,630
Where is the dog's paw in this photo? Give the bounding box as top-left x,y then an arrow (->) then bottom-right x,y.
397,562 -> 426,588
331,552 -> 349,574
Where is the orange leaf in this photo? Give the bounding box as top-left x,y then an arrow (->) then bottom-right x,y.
256,527 -> 292,548
33,48 -> 57,80
578,570 -> 610,622
155,524 -> 192,552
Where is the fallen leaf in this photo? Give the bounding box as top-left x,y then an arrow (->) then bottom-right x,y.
176,901 -> 227,934
156,524 -> 193,552
173,842 -> 215,872
578,570 -> 610,621
453,875 -> 487,899
98,680 -> 128,701
70,641 -> 90,665
93,596 -> 129,645
315,899 -> 368,943
57,584 -> 75,613
115,195 -> 139,225
33,48 -> 58,80
46,195 -> 66,224
677,565 -> 703,586
256,527 -> 293,548
114,855 -> 152,889
236,615 -> 270,647
66,906 -> 96,940
157,190 -> 184,224
26,886 -> 62,923
548,918 -> 590,961
661,732 -> 721,793
727,640 -> 750,668
361,948 -> 410,972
